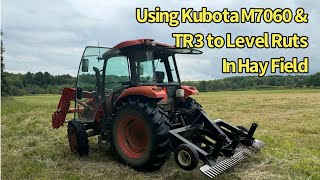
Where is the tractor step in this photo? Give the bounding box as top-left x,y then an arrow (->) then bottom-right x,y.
200,139 -> 265,178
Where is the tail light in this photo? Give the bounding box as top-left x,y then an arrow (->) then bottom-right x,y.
152,87 -> 163,92
176,89 -> 184,98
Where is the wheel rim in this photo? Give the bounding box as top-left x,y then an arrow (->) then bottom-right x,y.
117,115 -> 149,159
178,150 -> 192,167
69,128 -> 78,152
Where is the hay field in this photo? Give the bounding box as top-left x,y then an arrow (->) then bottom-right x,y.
1,89 -> 320,179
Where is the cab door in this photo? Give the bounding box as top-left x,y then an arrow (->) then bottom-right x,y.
75,46 -> 110,122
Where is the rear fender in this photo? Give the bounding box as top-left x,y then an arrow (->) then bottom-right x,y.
114,86 -> 167,110
181,86 -> 199,97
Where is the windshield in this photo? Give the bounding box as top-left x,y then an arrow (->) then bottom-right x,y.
138,56 -> 178,84
133,50 -> 179,84
102,48 -> 181,85
134,47 -> 201,84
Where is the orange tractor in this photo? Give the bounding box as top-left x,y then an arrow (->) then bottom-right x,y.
52,39 -> 264,178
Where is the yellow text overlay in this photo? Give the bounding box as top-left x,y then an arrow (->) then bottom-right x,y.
222,57 -> 309,77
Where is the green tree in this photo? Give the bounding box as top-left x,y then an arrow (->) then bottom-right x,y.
198,81 -> 207,92
23,72 -> 34,86
43,72 -> 51,87
1,30 -> 4,72
307,73 -> 320,87
34,72 -> 44,87
1,29 -> 8,96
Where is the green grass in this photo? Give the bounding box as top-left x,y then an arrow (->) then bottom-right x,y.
1,89 -> 320,180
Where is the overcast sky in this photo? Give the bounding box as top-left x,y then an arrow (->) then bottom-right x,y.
1,0 -> 319,80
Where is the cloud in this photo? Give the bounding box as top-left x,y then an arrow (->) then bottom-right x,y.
2,0 -> 319,80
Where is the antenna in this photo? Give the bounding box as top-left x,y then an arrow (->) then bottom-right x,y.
98,41 -> 101,59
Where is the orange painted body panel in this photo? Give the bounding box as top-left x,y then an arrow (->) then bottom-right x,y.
114,39 -> 174,49
52,88 -> 76,129
116,86 -> 167,103
181,86 -> 199,97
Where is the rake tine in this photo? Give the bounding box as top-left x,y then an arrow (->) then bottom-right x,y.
200,140 -> 264,178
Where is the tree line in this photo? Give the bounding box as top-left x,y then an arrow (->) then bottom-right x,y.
1,72 -> 75,96
184,73 -> 320,92
1,30 -> 319,96
1,71 -> 319,96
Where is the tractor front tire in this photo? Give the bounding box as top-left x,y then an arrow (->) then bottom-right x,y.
112,99 -> 170,171
67,120 -> 89,156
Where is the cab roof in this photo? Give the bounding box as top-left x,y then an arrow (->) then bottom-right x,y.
113,39 -> 174,49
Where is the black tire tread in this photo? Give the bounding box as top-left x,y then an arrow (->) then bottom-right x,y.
177,97 -> 204,125
180,97 -> 202,109
112,98 -> 170,171
67,120 -> 89,156
174,144 -> 199,171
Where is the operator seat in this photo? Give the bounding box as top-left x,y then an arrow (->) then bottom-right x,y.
155,71 -> 165,83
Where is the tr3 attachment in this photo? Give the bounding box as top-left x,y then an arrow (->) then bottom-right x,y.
169,109 -> 265,178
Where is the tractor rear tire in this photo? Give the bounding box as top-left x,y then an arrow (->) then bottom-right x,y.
178,97 -> 204,125
67,120 -> 89,156
180,97 -> 202,110
112,99 -> 170,171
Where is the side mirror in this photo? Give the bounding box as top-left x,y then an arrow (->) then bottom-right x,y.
81,58 -> 89,72
139,64 -> 144,76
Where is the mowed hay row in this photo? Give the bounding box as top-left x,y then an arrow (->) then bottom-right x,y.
1,89 -> 320,180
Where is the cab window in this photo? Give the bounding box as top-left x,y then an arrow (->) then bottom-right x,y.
105,56 -> 130,91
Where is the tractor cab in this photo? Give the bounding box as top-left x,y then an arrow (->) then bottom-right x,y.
75,39 -> 202,122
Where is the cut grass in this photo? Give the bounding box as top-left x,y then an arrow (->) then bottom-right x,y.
1,89 -> 320,179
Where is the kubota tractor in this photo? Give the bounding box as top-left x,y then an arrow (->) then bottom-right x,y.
52,39 -> 264,178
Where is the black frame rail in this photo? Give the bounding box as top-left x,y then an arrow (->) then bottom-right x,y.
169,109 -> 258,166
